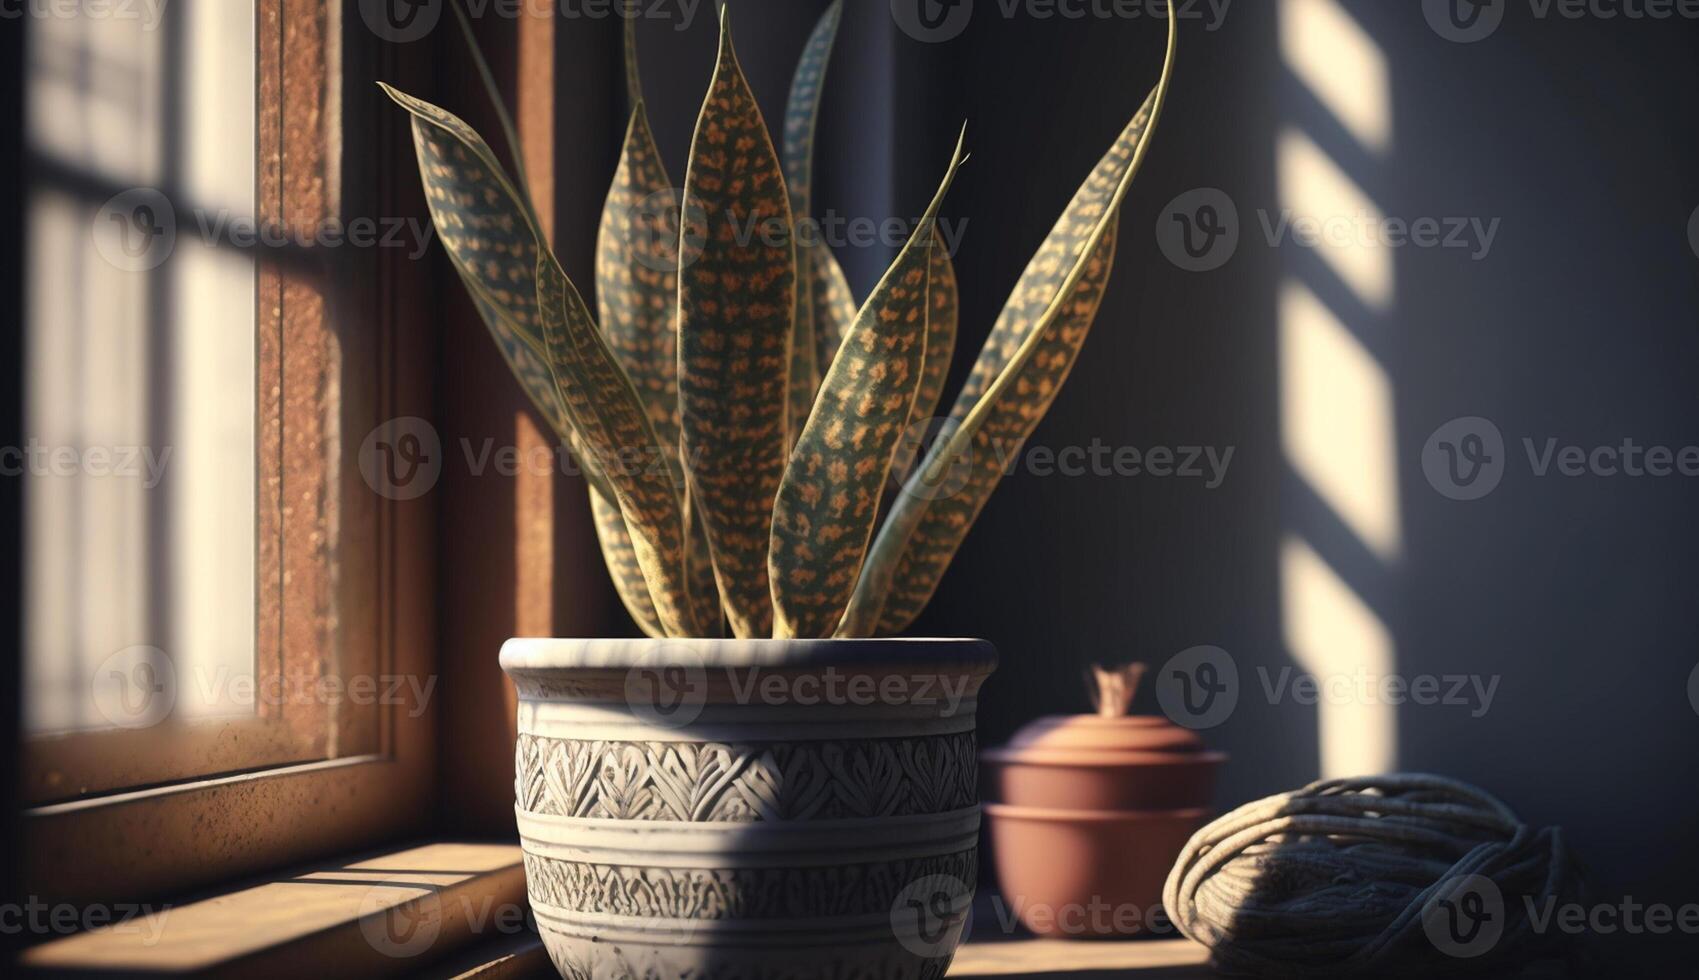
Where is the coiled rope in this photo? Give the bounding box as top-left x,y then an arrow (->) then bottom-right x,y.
1163,774 -> 1584,976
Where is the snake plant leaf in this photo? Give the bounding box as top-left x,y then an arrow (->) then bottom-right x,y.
769,133 -> 967,639
677,8 -> 797,639
595,104 -> 726,637
810,244 -> 860,373
622,15 -> 643,110
597,107 -> 683,464
782,0 -> 843,449
893,243 -> 960,477
381,82 -> 700,637
536,256 -> 701,638
841,15 -> 1176,637
858,228 -> 1119,637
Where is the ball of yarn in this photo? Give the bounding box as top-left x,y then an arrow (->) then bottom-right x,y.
1163,774 -> 1583,976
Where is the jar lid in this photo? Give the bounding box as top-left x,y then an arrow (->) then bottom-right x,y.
1001,714 -> 1207,756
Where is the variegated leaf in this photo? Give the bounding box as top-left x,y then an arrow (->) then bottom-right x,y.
810,243 -> 860,373
770,135 -> 967,639
381,83 -> 699,637
842,16 -> 1175,636
678,8 -> 797,639
595,105 -> 723,635
536,255 -> 700,638
864,228 -> 1118,637
599,108 -> 680,445
892,243 -> 961,479
622,15 -> 642,111
782,0 -> 843,449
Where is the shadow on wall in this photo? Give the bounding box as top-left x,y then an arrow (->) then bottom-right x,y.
640,1 -> 1699,970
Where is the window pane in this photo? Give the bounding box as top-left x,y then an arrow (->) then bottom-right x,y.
24,4 -> 256,735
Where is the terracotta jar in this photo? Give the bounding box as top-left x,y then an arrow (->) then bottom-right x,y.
981,714 -> 1224,939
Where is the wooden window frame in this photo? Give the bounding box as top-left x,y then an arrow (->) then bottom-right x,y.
18,0 -> 437,908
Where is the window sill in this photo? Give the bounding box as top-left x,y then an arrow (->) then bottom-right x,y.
18,842 -> 525,977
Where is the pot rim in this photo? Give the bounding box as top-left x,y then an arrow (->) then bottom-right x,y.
984,801 -> 1213,823
501,636 -> 998,672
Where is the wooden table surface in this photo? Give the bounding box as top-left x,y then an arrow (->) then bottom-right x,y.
948,938 -> 1214,978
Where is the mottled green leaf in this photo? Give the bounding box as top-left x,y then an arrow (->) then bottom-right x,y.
782,0 -> 843,449
892,243 -> 960,478
810,243 -> 860,373
678,8 -> 797,639
536,256 -> 699,638
596,104 -> 724,637
440,6 -> 671,638
842,16 -> 1176,637
381,83 -> 700,637
622,15 -> 643,111
770,134 -> 967,639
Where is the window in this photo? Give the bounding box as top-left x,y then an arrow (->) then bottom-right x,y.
18,0 -> 432,907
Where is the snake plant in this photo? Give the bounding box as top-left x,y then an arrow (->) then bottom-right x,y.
381,2 -> 1176,639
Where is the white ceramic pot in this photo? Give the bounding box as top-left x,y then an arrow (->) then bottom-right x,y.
500,637 -> 997,980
